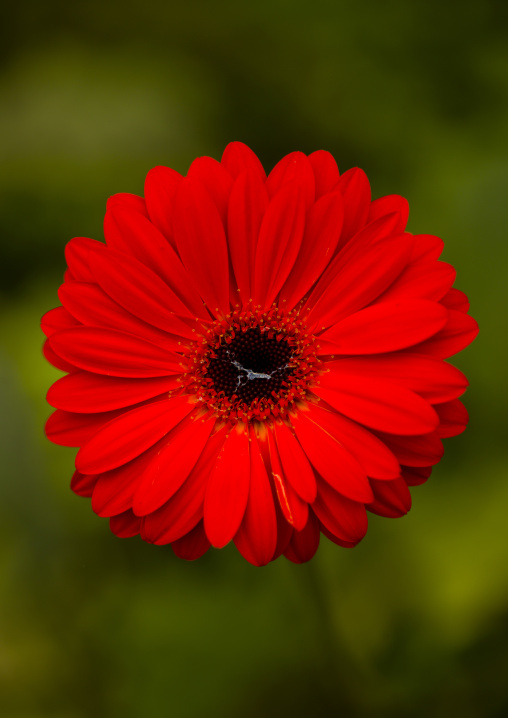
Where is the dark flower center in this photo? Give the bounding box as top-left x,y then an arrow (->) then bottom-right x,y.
206,326 -> 294,404
181,306 -> 321,422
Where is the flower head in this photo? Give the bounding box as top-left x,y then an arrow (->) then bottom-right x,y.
43,143 -> 478,565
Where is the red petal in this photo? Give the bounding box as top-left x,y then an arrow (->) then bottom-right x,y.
435,399 -> 469,437
59,281 -> 194,347
48,327 -> 183,377
376,431 -> 444,467
142,425 -> 227,545
252,183 -> 306,308
91,444 -> 160,517
335,168 -> 371,242
103,206 -> 206,319
43,338 -> 77,374
307,228 -> 412,328
307,214 -> 407,308
326,354 -> 468,404
187,156 -> 233,224
308,150 -> 340,198
110,510 -> 141,538
47,372 -> 180,413
227,170 -> 269,302
367,477 -> 412,518
441,288 -> 470,313
272,422 -> 317,502
291,411 -> 373,502
402,465 -> 432,486
312,477 -> 368,543
204,428 -> 250,548
106,193 -> 148,217
410,234 -> 444,262
368,195 -> 409,233
410,310 -> 479,359
319,523 -> 358,548
272,471 -> 308,531
304,403 -> 400,479
71,470 -> 97,497
315,371 -> 438,436
279,191 -> 344,309
75,395 -> 193,474
268,460 -> 295,560
265,152 -> 315,209
46,408 -> 121,447
376,260 -> 456,304
273,472 -> 309,530
172,177 -> 230,317
271,518 -> 293,561
88,246 -> 197,331
41,306 -> 79,337
171,521 -> 210,560
248,424 -> 291,556
144,165 -> 182,247
132,414 -> 216,515
65,237 -> 104,282
318,300 -> 448,354
221,141 -> 266,180
267,430 -> 309,530
283,512 -> 320,563
234,428 -> 278,566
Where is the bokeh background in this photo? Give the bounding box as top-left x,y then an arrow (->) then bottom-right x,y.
1,1 -> 507,716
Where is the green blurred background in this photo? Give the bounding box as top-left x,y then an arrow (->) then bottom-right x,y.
1,1 -> 506,716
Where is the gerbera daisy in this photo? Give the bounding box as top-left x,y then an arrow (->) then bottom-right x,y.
42,142 -> 478,566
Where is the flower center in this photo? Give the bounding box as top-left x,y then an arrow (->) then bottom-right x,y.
206,325 -> 294,404
182,306 -> 321,422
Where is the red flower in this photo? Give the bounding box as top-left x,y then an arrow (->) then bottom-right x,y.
42,143 -> 478,566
